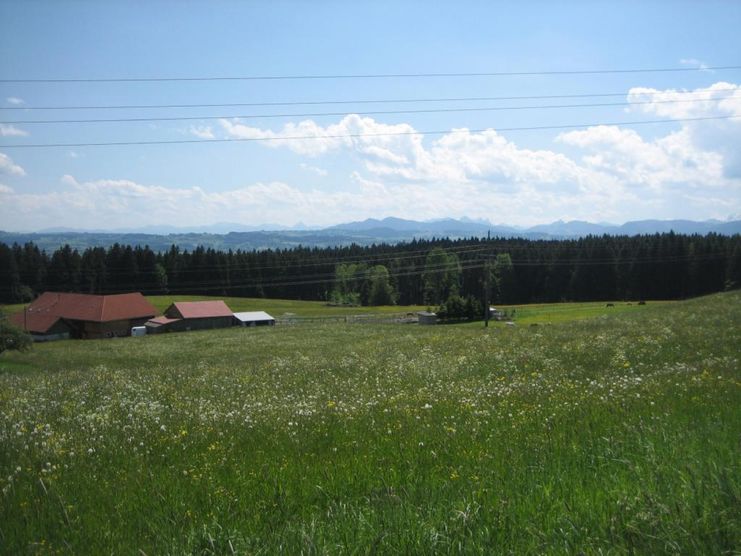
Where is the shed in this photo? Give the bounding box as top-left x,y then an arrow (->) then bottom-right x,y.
417,311 -> 438,325
233,311 -> 275,327
156,300 -> 235,332
144,316 -> 182,334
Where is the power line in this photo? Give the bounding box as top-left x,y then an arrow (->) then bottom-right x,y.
3,96 -> 737,125
2,65 -> 740,83
2,115 -> 738,149
0,89 -> 733,111
75,251 -> 730,293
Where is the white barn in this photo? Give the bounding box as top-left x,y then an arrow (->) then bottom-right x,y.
233,311 -> 276,327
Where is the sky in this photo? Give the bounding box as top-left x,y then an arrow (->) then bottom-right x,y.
0,0 -> 740,232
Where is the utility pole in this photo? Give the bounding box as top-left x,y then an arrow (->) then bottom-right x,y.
483,249 -> 491,328
484,266 -> 489,327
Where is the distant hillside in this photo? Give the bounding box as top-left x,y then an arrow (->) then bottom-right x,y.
1,218 -> 738,252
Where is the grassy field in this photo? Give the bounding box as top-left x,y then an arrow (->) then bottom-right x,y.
0,292 -> 738,553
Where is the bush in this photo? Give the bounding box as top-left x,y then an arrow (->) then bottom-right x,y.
0,320 -> 32,355
438,294 -> 482,321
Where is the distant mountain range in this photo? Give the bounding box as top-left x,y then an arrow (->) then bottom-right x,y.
330,217 -> 741,237
2,218 -> 739,252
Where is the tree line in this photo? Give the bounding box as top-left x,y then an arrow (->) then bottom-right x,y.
1,233 -> 739,306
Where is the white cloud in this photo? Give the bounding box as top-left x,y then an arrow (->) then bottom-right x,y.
216,110 -> 741,224
557,125 -> 725,190
189,125 -> 215,139
626,81 -> 741,179
0,124 -> 29,137
5,97 -> 24,105
220,114 -> 420,158
3,86 -> 741,231
0,184 -> 14,194
0,153 -> 26,176
627,82 -> 741,119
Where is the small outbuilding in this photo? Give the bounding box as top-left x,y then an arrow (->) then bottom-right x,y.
417,311 -> 438,325
146,300 -> 234,333
233,311 -> 275,327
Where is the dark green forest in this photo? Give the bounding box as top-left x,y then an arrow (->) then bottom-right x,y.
1,233 -> 740,306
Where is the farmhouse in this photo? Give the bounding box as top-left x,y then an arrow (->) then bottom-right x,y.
145,300 -> 234,333
233,311 -> 275,327
10,292 -> 157,340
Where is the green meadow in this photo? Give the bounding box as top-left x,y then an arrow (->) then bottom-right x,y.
0,293 -> 739,554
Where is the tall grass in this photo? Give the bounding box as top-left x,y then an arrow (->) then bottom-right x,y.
0,292 -> 739,554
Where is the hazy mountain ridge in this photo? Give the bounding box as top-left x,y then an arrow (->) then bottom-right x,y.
2,218 -> 739,252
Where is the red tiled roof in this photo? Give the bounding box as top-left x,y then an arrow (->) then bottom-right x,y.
14,292 -> 157,332
146,316 -> 181,326
168,300 -> 233,319
9,311 -> 63,334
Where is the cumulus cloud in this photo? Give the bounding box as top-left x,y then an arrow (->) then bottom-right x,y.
5,97 -> 24,105
216,108 -> 740,224
3,88 -> 741,231
0,124 -> 29,137
220,114 -> 420,157
221,115 -> 593,189
627,82 -> 741,119
557,125 -> 725,190
0,153 -> 26,176
626,81 -> 741,179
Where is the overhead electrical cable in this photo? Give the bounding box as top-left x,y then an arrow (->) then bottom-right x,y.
1,65 -> 740,83
79,252 -> 730,293
3,96 -> 737,125
2,115 -> 738,149
0,89 -> 733,111
67,237 -> 706,275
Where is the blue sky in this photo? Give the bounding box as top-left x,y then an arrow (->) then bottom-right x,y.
1,0 -> 740,231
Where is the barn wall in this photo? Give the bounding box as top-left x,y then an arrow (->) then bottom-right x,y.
76,319 -> 138,339
151,316 -> 234,333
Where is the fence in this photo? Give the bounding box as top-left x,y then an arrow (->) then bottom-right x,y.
275,313 -> 418,326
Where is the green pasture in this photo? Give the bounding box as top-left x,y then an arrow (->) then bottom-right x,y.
0,292 -> 738,554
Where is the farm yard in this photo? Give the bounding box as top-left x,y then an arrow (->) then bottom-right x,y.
0,292 -> 739,554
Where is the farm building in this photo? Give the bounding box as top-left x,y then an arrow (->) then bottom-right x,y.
9,292 -> 157,340
233,311 -> 275,327
417,311 -> 438,325
145,300 -> 234,333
